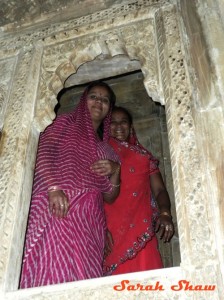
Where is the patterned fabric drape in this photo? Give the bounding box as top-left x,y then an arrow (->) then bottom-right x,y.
20,85 -> 120,288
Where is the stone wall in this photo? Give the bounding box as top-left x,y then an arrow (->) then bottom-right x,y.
177,0 -> 224,288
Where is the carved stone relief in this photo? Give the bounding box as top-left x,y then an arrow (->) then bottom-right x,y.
35,22 -> 160,132
0,47 -> 45,292
0,58 -> 17,130
162,6 -> 215,267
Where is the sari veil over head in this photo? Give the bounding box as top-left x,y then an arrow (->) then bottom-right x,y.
33,82 -> 118,196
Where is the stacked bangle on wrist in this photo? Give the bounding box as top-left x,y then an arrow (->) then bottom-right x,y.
48,186 -> 61,192
160,211 -> 172,219
111,183 -> 120,188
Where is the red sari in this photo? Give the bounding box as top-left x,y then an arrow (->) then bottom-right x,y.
104,136 -> 163,275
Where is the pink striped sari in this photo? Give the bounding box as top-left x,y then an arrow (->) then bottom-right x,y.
20,84 -> 119,288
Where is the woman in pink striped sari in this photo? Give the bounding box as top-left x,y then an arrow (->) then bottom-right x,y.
20,81 -> 121,288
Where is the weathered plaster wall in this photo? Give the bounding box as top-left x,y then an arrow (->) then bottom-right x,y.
0,0 -> 131,32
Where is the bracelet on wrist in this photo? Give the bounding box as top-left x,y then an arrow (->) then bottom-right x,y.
111,183 -> 120,188
160,211 -> 172,219
48,186 -> 61,193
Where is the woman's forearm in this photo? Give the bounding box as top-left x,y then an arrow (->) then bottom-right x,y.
150,172 -> 172,216
103,164 -> 120,204
155,189 -> 172,215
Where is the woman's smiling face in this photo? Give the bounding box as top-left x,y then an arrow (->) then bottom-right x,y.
110,110 -> 132,142
86,86 -> 111,124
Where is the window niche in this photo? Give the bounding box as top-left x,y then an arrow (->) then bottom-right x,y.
57,67 -> 180,269
22,20 -> 185,295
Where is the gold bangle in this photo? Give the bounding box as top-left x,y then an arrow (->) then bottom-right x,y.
111,183 -> 120,188
160,211 -> 172,218
48,186 -> 61,192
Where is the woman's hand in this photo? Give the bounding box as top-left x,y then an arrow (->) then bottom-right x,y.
48,190 -> 69,218
104,229 -> 114,258
155,215 -> 174,243
91,159 -> 120,204
90,159 -> 120,177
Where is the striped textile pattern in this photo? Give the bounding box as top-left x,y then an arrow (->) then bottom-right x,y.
19,85 -> 119,288
20,189 -> 106,287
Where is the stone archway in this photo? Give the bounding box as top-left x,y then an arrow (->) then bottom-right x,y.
34,1 -> 206,288
56,62 -> 179,268
34,26 -> 161,131
33,0 -> 185,269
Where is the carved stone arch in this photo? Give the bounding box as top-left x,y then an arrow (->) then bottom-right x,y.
34,29 -> 162,132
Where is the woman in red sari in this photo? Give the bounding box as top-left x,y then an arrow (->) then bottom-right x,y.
104,106 -> 174,275
20,81 -> 121,288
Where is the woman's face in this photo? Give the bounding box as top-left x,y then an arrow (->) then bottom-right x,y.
110,110 -> 132,142
87,86 -> 111,124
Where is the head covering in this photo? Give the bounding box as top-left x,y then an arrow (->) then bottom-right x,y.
33,82 -> 119,196
111,105 -> 159,167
